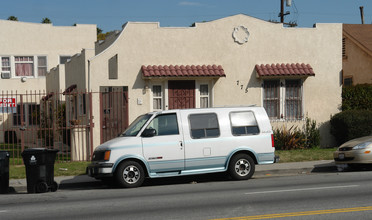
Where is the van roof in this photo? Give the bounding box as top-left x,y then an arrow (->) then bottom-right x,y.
152,105 -> 261,115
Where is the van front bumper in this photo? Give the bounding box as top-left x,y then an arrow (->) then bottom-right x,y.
87,162 -> 114,178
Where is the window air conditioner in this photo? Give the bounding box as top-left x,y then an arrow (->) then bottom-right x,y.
1,72 -> 11,79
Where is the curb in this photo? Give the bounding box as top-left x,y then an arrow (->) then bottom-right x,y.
7,161 -> 338,193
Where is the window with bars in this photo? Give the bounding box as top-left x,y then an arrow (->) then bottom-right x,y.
285,80 -> 302,120
200,84 -> 209,108
153,85 -> 162,110
263,80 -> 280,119
263,79 -> 303,120
343,77 -> 353,86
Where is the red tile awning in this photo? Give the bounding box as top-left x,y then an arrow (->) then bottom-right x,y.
141,65 -> 226,78
41,92 -> 54,101
255,63 -> 315,77
63,84 -> 77,95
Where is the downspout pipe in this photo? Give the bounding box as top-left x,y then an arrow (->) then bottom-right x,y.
88,59 -> 91,92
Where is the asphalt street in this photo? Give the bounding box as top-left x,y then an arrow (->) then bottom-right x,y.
2,165 -> 372,220
8,160 -> 339,193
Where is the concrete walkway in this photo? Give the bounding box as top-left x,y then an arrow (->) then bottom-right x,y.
8,160 -> 338,193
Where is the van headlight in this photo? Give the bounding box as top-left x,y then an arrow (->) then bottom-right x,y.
92,150 -> 111,161
352,142 -> 372,150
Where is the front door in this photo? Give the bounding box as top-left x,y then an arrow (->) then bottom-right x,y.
141,112 -> 184,173
168,80 -> 195,109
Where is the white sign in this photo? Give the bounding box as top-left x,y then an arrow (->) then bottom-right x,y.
0,98 -> 16,113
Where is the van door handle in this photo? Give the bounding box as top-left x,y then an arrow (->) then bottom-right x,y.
179,141 -> 183,150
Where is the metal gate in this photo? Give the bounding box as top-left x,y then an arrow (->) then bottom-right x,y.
0,90 -> 93,165
99,86 -> 129,144
1,88 -> 129,165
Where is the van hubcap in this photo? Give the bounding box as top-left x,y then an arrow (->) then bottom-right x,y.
123,165 -> 140,184
235,159 -> 250,176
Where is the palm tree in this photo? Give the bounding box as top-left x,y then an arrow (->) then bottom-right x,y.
7,16 -> 18,21
97,27 -> 103,35
41,17 -> 52,24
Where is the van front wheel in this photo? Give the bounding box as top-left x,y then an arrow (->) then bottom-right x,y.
228,154 -> 255,180
115,161 -> 145,188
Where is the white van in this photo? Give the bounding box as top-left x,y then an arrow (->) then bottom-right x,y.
87,106 -> 277,187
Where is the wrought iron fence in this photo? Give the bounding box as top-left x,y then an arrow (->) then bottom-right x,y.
0,90 -> 93,165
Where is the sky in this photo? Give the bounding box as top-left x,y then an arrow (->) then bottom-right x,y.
1,0 -> 372,32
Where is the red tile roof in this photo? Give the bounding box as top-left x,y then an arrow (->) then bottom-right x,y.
141,65 -> 226,78
255,63 -> 315,77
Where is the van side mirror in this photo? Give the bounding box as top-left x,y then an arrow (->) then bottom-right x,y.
141,128 -> 157,137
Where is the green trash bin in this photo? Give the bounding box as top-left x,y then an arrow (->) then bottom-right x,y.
22,148 -> 59,193
0,151 -> 10,194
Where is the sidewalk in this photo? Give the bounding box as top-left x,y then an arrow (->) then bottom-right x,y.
8,160 -> 338,193
255,160 -> 337,176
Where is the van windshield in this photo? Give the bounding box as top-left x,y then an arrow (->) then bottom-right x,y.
120,114 -> 152,137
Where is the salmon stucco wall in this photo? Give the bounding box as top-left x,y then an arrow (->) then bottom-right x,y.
343,35 -> 372,85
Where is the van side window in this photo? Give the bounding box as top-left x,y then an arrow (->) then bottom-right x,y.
230,111 -> 259,136
146,113 -> 179,136
189,113 -> 220,139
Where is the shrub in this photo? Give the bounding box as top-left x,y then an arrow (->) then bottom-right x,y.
274,125 -> 305,150
303,117 -> 320,149
330,110 -> 372,146
342,84 -> 372,111
274,117 -> 320,150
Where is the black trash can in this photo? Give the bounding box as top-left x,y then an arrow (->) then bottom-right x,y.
21,148 -> 59,193
0,151 -> 10,194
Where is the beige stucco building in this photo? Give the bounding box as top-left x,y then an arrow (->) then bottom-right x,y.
342,24 -> 372,85
0,20 -> 96,146
54,14 -> 342,151
0,20 -> 97,92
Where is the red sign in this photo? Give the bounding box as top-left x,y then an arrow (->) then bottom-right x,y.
0,98 -> 16,107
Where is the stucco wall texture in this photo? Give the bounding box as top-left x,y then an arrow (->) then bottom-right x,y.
79,14 -> 342,147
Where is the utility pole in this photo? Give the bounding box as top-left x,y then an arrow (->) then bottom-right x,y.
360,6 -> 365,24
279,0 -> 291,24
280,0 -> 284,23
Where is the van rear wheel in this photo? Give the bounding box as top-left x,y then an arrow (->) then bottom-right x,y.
228,154 -> 255,180
115,161 -> 145,188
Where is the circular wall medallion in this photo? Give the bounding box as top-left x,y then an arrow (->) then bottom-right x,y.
232,26 -> 250,44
